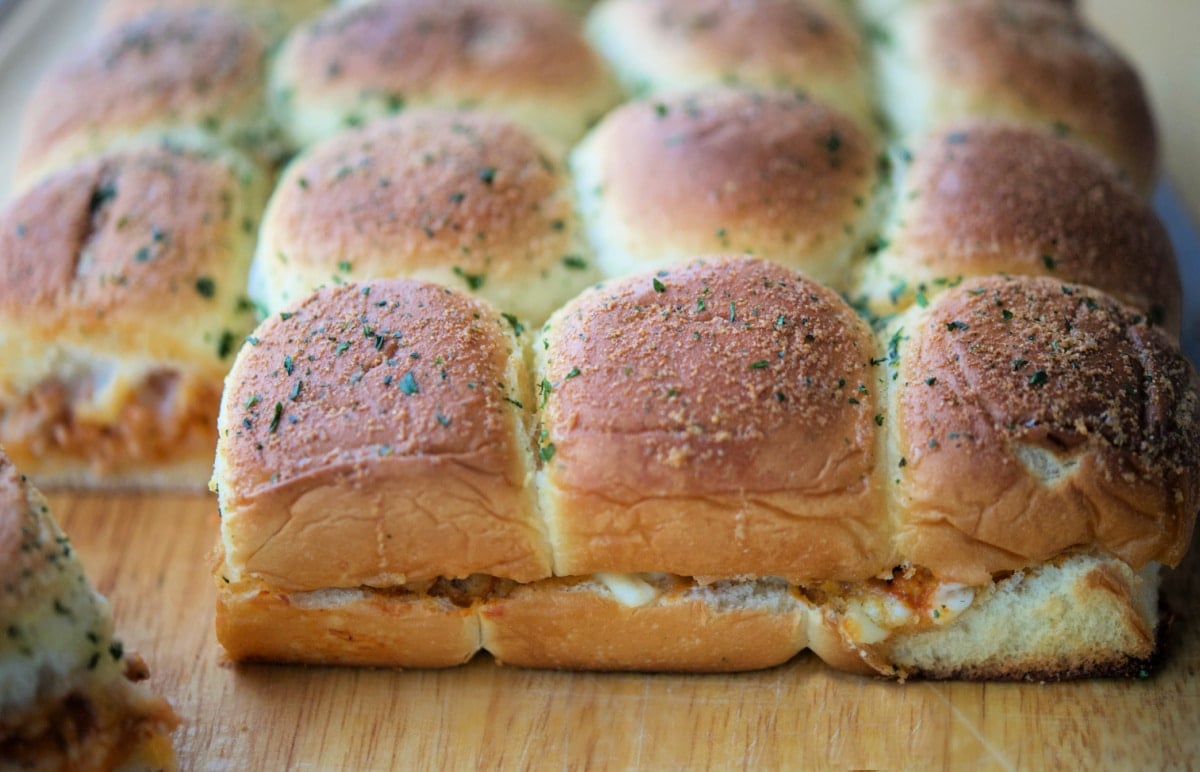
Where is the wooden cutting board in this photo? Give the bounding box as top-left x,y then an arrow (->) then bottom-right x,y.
52,493 -> 1200,769
8,1 -> 1200,767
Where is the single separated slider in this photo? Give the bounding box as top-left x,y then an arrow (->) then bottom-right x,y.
0,450 -> 178,767
0,146 -> 268,490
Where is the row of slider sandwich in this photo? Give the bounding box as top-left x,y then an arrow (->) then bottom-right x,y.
0,0 -> 1193,693
0,0 -> 1182,491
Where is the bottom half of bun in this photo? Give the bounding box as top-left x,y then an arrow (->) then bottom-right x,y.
213,548 -> 1164,680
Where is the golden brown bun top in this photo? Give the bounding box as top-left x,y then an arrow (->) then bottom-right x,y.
608,0 -> 858,70
917,0 -> 1156,190
899,275 -> 1200,581
585,89 -> 877,258
0,149 -> 256,351
268,110 -> 572,279
542,255 -> 878,498
19,9 -> 267,171
591,0 -> 866,95
892,122 -> 1179,330
219,280 -> 526,498
279,0 -> 606,105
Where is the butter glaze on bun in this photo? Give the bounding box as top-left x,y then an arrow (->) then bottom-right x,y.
879,0 -> 1157,193
586,0 -> 874,124
538,256 -> 890,581
572,89 -> 882,287
252,110 -> 599,324
270,0 -> 621,150
893,275 -> 1200,585
214,279 -> 551,592
861,122 -> 1180,332
16,9 -> 276,190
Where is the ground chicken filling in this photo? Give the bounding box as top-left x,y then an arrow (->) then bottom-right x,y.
0,370 -> 220,473
0,655 -> 176,770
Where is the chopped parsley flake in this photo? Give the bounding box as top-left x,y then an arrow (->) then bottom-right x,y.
195,276 -> 216,298
452,266 -> 485,290
399,371 -> 419,395
502,312 -> 525,336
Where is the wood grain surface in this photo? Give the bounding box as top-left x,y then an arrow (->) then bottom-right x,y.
51,493 -> 1200,770
5,2 -> 1198,769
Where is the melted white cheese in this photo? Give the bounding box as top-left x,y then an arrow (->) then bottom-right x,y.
594,572 -> 662,607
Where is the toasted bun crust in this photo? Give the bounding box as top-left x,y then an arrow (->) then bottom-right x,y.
0,147 -> 265,490
214,279 -> 551,591
214,561 -> 481,668
586,0 -> 874,124
894,276 -> 1200,584
252,110 -> 599,324
539,256 -> 889,581
880,0 -> 1157,192
0,452 -> 178,767
101,0 -> 332,42
15,9 -> 275,189
806,552 -> 1159,681
862,122 -> 1180,331
571,89 -> 882,287
270,0 -> 621,149
481,576 -> 806,672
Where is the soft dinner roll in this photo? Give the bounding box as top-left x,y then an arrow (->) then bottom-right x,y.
858,122 -> 1181,332
213,279 -> 549,665
270,0 -> 621,151
251,110 -> 599,324
0,451 -> 177,767
875,0 -> 1157,193
537,256 -> 889,581
15,9 -> 277,192
100,0 -> 332,43
0,145 -> 268,490
213,279 -> 550,592
571,88 -> 883,288
586,0 -> 875,125
891,275 -> 1200,586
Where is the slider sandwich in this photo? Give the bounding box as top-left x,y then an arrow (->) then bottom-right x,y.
0,146 -> 268,489
212,255 -> 1199,678
0,449 -> 177,768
